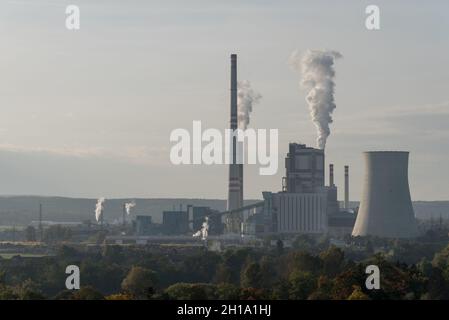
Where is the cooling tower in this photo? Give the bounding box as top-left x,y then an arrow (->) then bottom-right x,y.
352,151 -> 418,238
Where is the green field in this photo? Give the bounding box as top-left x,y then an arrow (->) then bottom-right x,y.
0,253 -> 48,259
0,225 -> 26,231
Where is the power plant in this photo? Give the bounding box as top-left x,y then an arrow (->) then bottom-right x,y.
99,54 -> 418,245
352,151 -> 418,238
218,54 -> 355,239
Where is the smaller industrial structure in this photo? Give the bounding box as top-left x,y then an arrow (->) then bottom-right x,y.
191,206 -> 224,235
162,210 -> 190,235
135,215 -> 153,236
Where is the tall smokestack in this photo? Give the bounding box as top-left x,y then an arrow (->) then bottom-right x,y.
329,164 -> 334,186
344,165 -> 349,209
227,54 -> 243,231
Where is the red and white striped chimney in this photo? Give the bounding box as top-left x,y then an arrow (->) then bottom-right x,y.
227,54 -> 243,212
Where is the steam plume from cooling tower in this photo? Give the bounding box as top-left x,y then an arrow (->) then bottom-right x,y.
289,49 -> 342,149
193,217 -> 209,241
95,197 -> 105,222
237,80 -> 261,130
125,201 -> 136,215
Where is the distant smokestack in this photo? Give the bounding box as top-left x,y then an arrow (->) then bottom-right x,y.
329,164 -> 334,186
39,203 -> 43,242
95,197 -> 105,224
193,216 -> 209,242
125,201 -> 136,215
344,165 -> 349,209
122,204 -> 126,226
123,201 -> 136,226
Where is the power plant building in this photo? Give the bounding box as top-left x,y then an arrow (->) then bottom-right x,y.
283,143 -> 325,193
265,191 -> 328,234
256,143 -> 340,235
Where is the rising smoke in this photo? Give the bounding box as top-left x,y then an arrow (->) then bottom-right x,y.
193,217 -> 209,241
95,197 -> 105,222
237,80 -> 262,130
125,201 -> 136,215
289,49 -> 342,149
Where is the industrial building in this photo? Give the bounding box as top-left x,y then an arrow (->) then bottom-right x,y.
283,143 -> 325,193
258,143 -> 338,235
191,206 -> 224,235
135,215 -> 153,236
265,191 -> 329,234
327,209 -> 357,237
352,151 -> 418,238
162,210 -> 189,235
229,142 -> 355,237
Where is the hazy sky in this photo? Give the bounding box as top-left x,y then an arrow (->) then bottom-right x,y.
0,0 -> 448,201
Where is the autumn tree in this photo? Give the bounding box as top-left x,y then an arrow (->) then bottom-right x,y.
121,266 -> 157,299
240,262 -> 262,288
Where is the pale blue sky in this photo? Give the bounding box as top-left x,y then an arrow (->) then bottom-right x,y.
0,0 -> 448,200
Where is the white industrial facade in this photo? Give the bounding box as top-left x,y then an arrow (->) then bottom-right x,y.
272,192 -> 328,234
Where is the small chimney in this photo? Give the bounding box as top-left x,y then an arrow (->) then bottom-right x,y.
329,164 -> 334,186
344,165 -> 349,209
122,203 -> 126,226
39,203 -> 43,242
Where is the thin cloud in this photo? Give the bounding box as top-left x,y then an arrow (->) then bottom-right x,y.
0,144 -> 169,165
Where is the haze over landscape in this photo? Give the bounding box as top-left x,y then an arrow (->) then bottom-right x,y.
0,0 -> 448,202
2,1 -> 449,306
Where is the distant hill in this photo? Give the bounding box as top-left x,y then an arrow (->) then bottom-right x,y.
0,196 -> 261,226
0,196 -> 447,226
343,201 -> 449,221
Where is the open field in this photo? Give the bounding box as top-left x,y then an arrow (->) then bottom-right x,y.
0,253 -> 49,259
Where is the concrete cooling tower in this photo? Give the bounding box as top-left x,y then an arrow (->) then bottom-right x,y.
352,151 -> 418,238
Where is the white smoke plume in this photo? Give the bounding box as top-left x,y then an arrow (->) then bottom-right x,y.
193,217 -> 209,241
289,49 -> 342,149
95,197 -> 105,222
237,80 -> 262,130
125,201 -> 136,215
